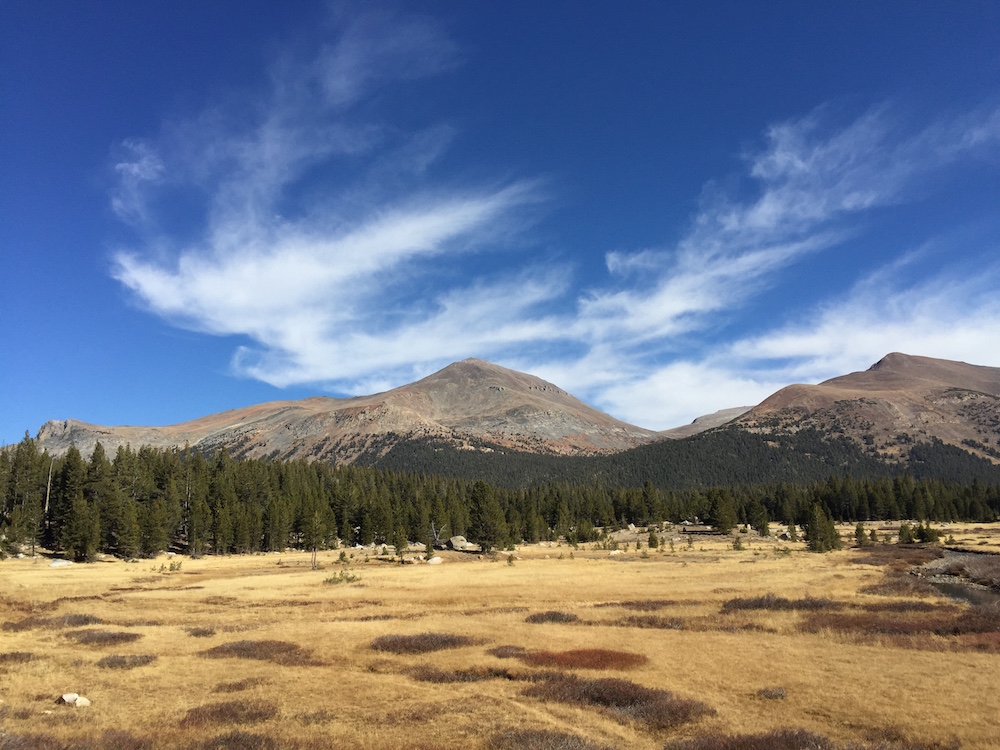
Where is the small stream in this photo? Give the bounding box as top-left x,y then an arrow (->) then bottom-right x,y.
920,549 -> 1000,607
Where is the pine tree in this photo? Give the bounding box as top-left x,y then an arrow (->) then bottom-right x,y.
118,498 -> 141,559
469,480 -> 507,553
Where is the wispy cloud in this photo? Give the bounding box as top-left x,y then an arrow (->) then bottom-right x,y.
110,12 -> 1000,429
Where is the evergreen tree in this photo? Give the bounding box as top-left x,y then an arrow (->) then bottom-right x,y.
469,480 -> 507,552
118,498 -> 141,559
805,504 -> 842,552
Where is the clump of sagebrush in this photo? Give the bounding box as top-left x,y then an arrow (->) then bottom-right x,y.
2,613 -> 104,632
179,699 -> 278,727
199,640 -> 320,666
65,630 -> 142,646
487,728 -> 616,750
525,611 -> 579,624
523,674 -> 714,730
756,686 -> 787,700
615,599 -> 677,611
214,677 -> 268,693
663,728 -> 834,750
615,615 -> 684,630
487,645 -> 528,659
721,594 -> 841,613
97,654 -> 157,669
186,626 -> 216,638
519,649 -> 649,671
0,651 -> 35,664
200,730 -> 279,750
324,569 -> 360,585
370,632 -> 478,654
409,665 -> 520,683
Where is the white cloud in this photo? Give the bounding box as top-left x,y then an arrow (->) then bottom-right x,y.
109,13 -> 1000,431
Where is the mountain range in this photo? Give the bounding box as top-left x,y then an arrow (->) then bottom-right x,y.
34,353 -> 1000,475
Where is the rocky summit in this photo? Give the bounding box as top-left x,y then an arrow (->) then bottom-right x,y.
734,353 -> 1000,462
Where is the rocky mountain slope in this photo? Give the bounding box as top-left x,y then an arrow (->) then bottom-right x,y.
734,353 -> 1000,462
36,359 -> 658,462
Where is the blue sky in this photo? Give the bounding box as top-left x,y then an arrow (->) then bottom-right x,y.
3,1 -> 1000,445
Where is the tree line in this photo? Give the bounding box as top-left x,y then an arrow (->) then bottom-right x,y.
1,433 -> 998,561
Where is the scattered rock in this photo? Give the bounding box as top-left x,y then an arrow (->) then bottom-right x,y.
49,560 -> 73,568
609,550 -> 623,556
427,557 -> 443,565
449,536 -> 469,551
57,693 -> 91,707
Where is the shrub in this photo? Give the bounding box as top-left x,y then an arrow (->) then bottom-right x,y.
200,731 -> 279,750
520,649 -> 648,670
756,686 -> 787,700
97,654 -> 157,669
370,632 -> 477,654
409,665 -> 520,683
488,645 -> 528,659
615,599 -> 677,611
663,728 -> 834,750
721,594 -> 841,613
525,611 -> 579,624
2,613 -> 104,632
179,699 -> 277,727
523,675 -> 714,730
187,626 -> 216,638
487,728 -> 614,750
65,630 -> 142,646
199,640 -> 319,666
615,615 -> 684,630
0,652 -> 35,664
214,677 -> 268,693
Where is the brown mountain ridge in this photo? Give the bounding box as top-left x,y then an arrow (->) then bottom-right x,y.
735,353 -> 1000,463
36,359 -> 658,462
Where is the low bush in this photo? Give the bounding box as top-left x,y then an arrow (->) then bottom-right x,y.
0,652 -> 35,664
200,730 -> 279,750
525,611 -> 579,624
370,632 -> 477,654
487,645 -> 527,659
186,626 -> 216,638
65,630 -> 142,646
487,728 -> 614,750
615,615 -> 684,630
179,699 -> 278,727
756,686 -> 787,700
521,649 -> 648,671
200,639 -> 319,666
97,654 -> 157,669
2,613 -> 104,632
663,728 -> 834,750
859,574 -> 939,598
214,677 -> 268,693
409,665 -> 520,683
523,674 -> 714,730
721,594 -> 841,613
616,599 -> 677,611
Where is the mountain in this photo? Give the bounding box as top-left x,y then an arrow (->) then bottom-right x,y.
734,353 -> 1000,462
659,406 -> 753,439
35,359 -> 658,462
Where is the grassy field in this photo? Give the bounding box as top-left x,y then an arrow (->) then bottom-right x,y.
2,524 -> 999,750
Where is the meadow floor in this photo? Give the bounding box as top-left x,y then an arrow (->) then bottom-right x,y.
2,524 -> 999,750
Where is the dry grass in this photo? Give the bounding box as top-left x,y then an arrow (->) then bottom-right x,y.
1,526 -> 998,749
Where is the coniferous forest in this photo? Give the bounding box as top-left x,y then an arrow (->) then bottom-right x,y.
2,431 -> 999,561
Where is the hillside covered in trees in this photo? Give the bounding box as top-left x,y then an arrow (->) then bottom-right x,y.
2,433 -> 999,562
